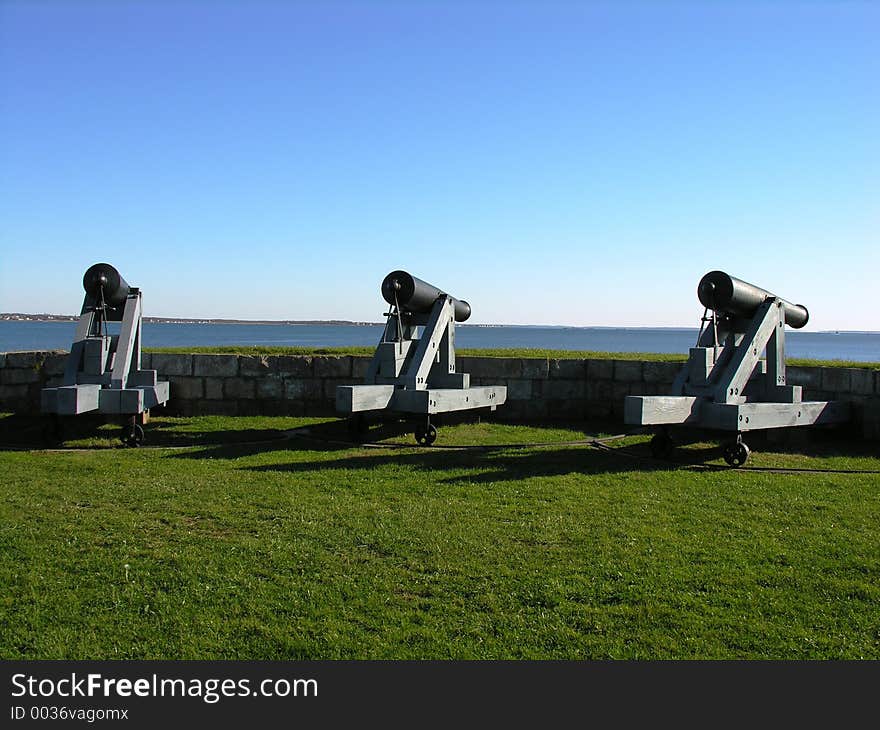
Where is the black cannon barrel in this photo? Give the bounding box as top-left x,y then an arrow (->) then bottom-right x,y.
82,263 -> 131,308
697,271 -> 809,329
381,270 -> 471,322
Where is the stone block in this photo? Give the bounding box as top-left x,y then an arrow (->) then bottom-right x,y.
312,356 -> 352,378
586,380 -> 614,403
199,400 -> 239,417
41,352 -> 68,377
152,353 -> 194,377
1,368 -> 40,385
168,376 -> 204,400
165,399 -> 196,417
549,359 -> 585,380
787,366 -> 821,389
493,400 -> 523,421
256,375 -> 284,400
545,399 -> 584,420
586,359 -> 614,380
324,378 -> 359,401
543,380 -> 585,400
193,354 -> 239,377
303,400 -> 335,417
240,355 -> 272,377
204,378 -> 224,399
863,398 -> 880,440
628,382 -> 648,396
4,352 -> 43,368
236,399 -> 263,417
614,360 -> 643,383
530,379 -> 543,399
849,368 -> 875,396
258,399 -> 297,417
352,356 -> 372,379
0,384 -> 30,403
643,361 -> 681,385
527,399 -> 550,420
521,358 -> 550,379
506,379 -> 533,401
224,377 -> 255,399
585,401 -> 614,420
821,367 -> 851,393
284,400 -> 308,416
284,379 -> 306,400
458,356 -> 522,379
610,383 -> 631,417
285,378 -> 324,401
273,356 -> 313,377
140,352 -> 152,370
500,399 -> 547,421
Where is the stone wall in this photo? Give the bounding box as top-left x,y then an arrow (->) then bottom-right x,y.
2,350 -> 879,438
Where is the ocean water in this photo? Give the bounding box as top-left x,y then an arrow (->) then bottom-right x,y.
1,320 -> 878,362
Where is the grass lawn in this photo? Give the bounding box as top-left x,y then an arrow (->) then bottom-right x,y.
144,345 -> 879,369
1,414 -> 878,659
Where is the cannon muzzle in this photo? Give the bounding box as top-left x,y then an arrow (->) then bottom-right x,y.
82,263 -> 131,308
381,270 -> 471,322
697,271 -> 809,329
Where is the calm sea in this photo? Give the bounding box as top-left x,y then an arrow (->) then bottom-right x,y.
1,320 -> 878,362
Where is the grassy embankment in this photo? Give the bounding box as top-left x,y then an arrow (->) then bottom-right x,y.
144,345 -> 879,369
1,414 -> 878,659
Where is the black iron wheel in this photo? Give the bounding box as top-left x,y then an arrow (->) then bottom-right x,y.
120,423 -> 145,447
650,431 -> 674,459
723,440 -> 750,467
414,423 -> 437,446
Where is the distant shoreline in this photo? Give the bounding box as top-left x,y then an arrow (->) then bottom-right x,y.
1,314 -> 877,335
1,314 -> 382,326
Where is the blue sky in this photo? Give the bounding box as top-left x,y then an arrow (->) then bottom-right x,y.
1,1 -> 877,330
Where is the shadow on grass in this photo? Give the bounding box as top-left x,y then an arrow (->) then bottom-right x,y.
172,420 -> 878,482
142,419 -> 288,447
165,418 -> 379,460
6,409 -> 872,479
657,425 -> 879,461
166,417 -> 609,462
0,413 -> 288,450
234,441 -> 691,483
0,413 -> 110,448
166,416 -> 877,482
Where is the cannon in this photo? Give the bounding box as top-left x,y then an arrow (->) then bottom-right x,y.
697,271 -> 809,329
624,271 -> 849,466
336,270 -> 506,445
41,263 -> 170,445
381,270 -> 472,323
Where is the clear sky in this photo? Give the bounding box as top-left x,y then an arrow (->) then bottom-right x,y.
1,1 -> 877,330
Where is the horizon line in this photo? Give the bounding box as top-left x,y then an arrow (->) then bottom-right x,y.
1,313 -> 878,336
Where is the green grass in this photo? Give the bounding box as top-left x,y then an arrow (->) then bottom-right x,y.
149,345 -> 379,357
144,344 -> 877,368
1,414 -> 878,660
145,344 -> 685,361
786,357 -> 879,369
